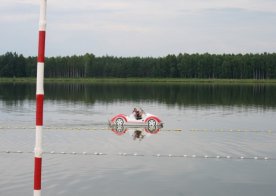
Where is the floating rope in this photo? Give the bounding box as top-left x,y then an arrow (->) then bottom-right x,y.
0,150 -> 274,161
0,126 -> 274,133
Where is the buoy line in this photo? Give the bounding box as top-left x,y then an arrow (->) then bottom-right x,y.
0,126 -> 274,133
0,150 -> 274,161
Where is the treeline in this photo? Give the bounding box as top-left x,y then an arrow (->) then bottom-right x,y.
1,52 -> 276,79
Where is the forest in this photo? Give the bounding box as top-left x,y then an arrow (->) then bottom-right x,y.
0,52 -> 276,79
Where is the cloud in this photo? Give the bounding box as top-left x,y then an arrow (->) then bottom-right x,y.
1,0 -> 276,56
48,0 -> 131,13
0,13 -> 36,23
0,0 -> 38,23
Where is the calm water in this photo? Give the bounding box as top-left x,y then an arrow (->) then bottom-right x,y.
1,83 -> 276,196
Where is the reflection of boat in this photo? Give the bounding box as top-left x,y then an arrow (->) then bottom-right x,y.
111,125 -> 128,136
109,108 -> 163,127
111,125 -> 161,136
111,125 -> 162,141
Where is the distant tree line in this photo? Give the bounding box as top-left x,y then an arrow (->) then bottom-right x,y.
1,52 -> 276,79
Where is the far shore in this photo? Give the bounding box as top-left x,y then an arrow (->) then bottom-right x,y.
1,77 -> 276,85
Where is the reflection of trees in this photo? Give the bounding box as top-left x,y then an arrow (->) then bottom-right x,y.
0,83 -> 276,108
0,83 -> 35,106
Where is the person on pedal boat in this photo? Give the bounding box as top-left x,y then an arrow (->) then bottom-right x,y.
133,108 -> 142,120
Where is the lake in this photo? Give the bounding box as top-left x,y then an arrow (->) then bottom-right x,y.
1,82 -> 276,196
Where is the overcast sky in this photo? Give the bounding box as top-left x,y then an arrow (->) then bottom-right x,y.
1,0 -> 276,57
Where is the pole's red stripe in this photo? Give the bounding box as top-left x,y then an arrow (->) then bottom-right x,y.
38,31 -> 46,63
34,157 -> 42,190
36,94 -> 44,126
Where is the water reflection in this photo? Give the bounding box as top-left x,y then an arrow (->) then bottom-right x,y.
111,125 -> 161,141
1,83 -> 276,108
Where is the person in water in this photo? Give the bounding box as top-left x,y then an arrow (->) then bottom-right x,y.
133,108 -> 142,120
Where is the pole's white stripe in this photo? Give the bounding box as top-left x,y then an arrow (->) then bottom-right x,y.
39,22 -> 46,31
34,126 -> 43,158
36,62 -> 44,95
34,190 -> 41,196
39,0 -> 47,31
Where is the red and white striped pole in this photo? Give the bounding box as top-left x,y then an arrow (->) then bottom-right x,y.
34,0 -> 47,196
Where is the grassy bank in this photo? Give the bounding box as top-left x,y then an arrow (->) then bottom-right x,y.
1,77 -> 276,84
